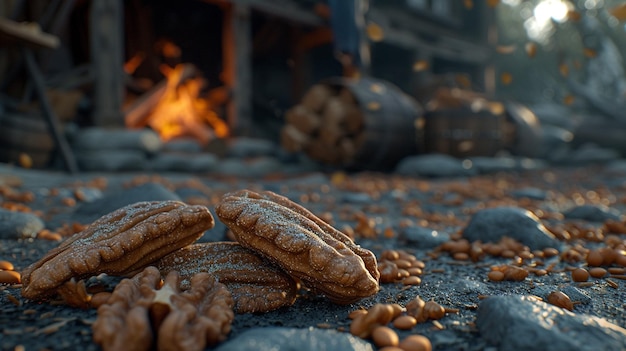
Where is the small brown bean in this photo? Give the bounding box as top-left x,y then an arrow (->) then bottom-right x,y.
586,250 -> 603,266
608,267 -> 625,275
589,267 -> 608,278
547,291 -> 573,311
402,276 -> 422,286
0,260 -> 14,271
571,268 -> 589,282
393,315 -> 417,330
372,326 -> 399,348
453,252 -> 469,261
543,247 -> 559,257
0,270 -> 21,284
398,335 -> 432,351
487,270 -> 504,281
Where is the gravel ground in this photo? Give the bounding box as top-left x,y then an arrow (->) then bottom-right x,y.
1,161 -> 625,351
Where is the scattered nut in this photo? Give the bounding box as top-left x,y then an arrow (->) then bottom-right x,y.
398,334 -> 432,351
393,315 -> 417,330
571,268 -> 589,282
547,291 -> 574,311
372,326 -> 399,348
0,270 -> 21,284
0,260 -> 15,271
589,267 -> 607,278
156,242 -> 298,313
216,190 -> 379,304
21,201 -> 214,302
92,266 -> 234,351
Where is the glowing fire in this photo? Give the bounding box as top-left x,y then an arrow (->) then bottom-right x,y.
147,64 -> 229,145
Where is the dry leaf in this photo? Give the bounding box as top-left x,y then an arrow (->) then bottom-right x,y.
487,0 -> 500,8
567,10 -> 582,21
559,63 -> 569,77
563,95 -> 575,105
525,42 -> 537,58
455,74 -> 472,88
464,0 -> 474,9
412,60 -> 429,72
366,23 -> 384,42
496,45 -> 516,54
609,4 -> 626,21
18,153 -> 32,169
500,72 -> 513,85
583,48 -> 597,58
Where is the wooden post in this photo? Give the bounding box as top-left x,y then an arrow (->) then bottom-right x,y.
90,0 -> 125,126
223,3 -> 252,136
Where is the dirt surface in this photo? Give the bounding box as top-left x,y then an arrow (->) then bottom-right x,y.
1,163 -> 625,350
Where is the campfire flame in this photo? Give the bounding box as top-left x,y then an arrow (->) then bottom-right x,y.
147,64 -> 229,145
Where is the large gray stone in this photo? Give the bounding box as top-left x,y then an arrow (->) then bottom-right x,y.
0,209 -> 44,239
395,154 -> 476,178
215,327 -> 374,351
462,207 -> 559,250
477,295 -> 626,351
563,204 -> 622,222
72,182 -> 180,222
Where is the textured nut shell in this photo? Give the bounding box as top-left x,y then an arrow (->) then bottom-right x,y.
215,190 -> 379,304
156,242 -> 298,313
93,266 -> 234,351
21,201 -> 214,300
250,190 -> 380,283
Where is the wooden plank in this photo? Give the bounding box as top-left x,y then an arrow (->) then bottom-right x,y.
223,3 -> 252,136
0,18 -> 59,49
90,0 -> 124,127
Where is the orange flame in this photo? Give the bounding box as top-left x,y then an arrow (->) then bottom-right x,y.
147,64 -> 229,145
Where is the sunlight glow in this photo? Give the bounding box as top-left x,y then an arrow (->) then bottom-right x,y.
525,0 -> 572,43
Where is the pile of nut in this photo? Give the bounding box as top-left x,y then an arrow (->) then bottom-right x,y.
17,190 -> 381,351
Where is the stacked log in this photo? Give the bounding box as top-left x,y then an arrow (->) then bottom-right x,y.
281,84 -> 366,166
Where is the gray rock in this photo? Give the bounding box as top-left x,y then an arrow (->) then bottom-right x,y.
561,286 -> 592,305
75,150 -> 148,172
462,207 -> 559,250
402,226 -> 450,249
395,154 -> 476,177
215,157 -> 282,177
215,327 -> 374,351
0,209 -> 44,239
72,182 -> 181,222
477,295 -> 626,351
340,192 -> 372,204
149,152 -> 218,172
563,204 -> 622,222
226,137 -> 278,158
509,187 -> 548,200
561,144 -> 621,165
469,157 -> 517,173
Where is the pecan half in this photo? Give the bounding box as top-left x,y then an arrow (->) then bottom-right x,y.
93,266 -> 234,351
156,242 -> 298,313
21,201 -> 214,301
215,190 -> 379,304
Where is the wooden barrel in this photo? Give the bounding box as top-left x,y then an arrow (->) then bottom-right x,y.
423,107 -> 509,158
282,77 -> 424,171
0,112 -> 56,168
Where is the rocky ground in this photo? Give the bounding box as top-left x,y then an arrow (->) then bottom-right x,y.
1,155 -> 626,351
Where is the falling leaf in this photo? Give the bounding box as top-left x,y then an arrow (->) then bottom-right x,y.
496,45 -> 517,54
563,94 -> 575,105
487,0 -> 500,8
18,153 -> 32,169
573,59 -> 583,69
366,23 -> 384,42
369,83 -> 384,94
583,48 -> 597,58
366,101 -> 381,111
567,10 -> 582,21
412,60 -> 429,72
464,0 -> 474,9
559,63 -> 569,77
609,4 -> 626,21
525,42 -> 537,58
500,72 -> 513,85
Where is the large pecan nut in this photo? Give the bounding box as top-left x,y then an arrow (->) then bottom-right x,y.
93,266 -> 234,351
21,201 -> 214,300
247,190 -> 380,283
156,242 -> 298,313
215,190 -> 379,304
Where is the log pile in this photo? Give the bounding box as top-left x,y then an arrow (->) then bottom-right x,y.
281,84 -> 366,166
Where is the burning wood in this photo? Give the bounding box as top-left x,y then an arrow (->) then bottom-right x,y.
124,63 -> 229,146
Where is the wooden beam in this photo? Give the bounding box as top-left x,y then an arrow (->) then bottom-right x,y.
223,3 -> 252,136
0,18 -> 59,49
90,0 -> 125,127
